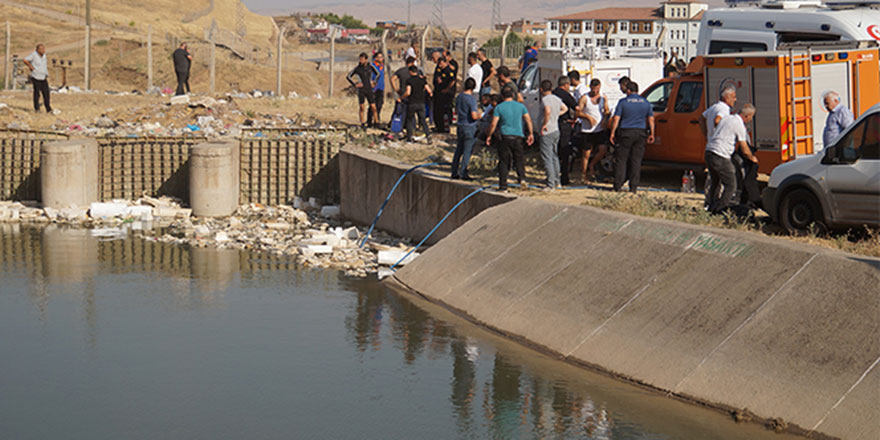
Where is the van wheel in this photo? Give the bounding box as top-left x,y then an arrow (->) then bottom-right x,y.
780,189 -> 826,235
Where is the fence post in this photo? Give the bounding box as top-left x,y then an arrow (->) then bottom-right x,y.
147,25 -> 153,90
209,35 -> 216,95
276,26 -> 284,97
420,25 -> 430,68
462,25 -> 472,83
4,22 -> 9,90
84,25 -> 91,90
500,24 -> 511,67
329,28 -> 337,98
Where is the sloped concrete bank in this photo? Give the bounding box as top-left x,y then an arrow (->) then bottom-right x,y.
339,148 -> 514,244
388,198 -> 879,440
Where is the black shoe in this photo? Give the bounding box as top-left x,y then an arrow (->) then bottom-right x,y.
461,175 -> 473,181
451,174 -> 460,180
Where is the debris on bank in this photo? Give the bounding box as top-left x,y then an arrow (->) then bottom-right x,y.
0,198 -> 417,278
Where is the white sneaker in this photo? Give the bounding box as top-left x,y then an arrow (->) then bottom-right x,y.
52,109 -> 61,115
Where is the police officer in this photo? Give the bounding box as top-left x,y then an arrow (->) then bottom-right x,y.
608,81 -> 654,193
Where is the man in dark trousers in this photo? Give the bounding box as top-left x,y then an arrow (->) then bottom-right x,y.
172,42 -> 192,96
552,76 -> 578,186
22,43 -> 51,113
367,52 -> 386,128
347,53 -> 380,128
485,85 -> 535,191
608,81 -> 654,193
432,56 -> 455,133
399,65 -> 432,142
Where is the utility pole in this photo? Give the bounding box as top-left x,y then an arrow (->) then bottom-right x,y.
147,25 -> 152,90
407,0 -> 411,29
491,0 -> 502,35
84,0 -> 91,90
500,24 -> 511,67
419,25 -> 429,68
209,34 -> 216,95
462,26 -> 471,83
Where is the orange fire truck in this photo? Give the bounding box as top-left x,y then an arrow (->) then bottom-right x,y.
641,42 -> 880,174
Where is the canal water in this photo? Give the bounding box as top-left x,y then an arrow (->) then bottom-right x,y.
0,225 -> 803,440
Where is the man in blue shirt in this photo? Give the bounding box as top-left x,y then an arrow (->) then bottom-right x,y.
519,42 -> 539,74
822,91 -> 854,147
609,81 -> 655,192
451,78 -> 483,180
368,52 -> 386,128
486,85 -> 535,191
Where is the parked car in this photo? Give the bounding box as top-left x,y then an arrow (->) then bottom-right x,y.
763,103 -> 880,234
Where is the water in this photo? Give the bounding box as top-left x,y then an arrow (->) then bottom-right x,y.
0,225 -> 802,440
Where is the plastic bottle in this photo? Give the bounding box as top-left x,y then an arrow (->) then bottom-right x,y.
688,170 -> 696,193
681,171 -> 690,193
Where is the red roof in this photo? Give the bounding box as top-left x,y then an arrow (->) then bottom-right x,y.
548,7 -> 662,21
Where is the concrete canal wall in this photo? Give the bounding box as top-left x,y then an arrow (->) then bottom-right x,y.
339,148 -> 514,244
391,198 -> 880,440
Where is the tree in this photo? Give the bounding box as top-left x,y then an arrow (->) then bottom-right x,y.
482,32 -> 535,49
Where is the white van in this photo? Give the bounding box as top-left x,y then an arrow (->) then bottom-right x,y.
763,103 -> 880,234
697,1 -> 880,55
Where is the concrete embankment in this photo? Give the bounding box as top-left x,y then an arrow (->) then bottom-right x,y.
390,197 -> 879,440
340,148 -> 514,244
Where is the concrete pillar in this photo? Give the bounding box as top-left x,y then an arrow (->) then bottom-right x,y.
189,141 -> 239,217
4,22 -> 10,90
276,26 -> 284,97
209,34 -> 215,95
40,139 -> 99,209
420,26 -> 430,68
500,24 -> 511,67
462,26 -> 472,83
84,25 -> 91,90
329,28 -> 337,97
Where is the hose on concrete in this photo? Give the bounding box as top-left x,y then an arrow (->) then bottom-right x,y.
358,162 -> 449,248
390,186 -> 486,271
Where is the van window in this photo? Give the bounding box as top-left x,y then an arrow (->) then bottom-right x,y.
519,65 -> 538,91
835,114 -> 880,161
777,32 -> 841,44
643,82 -> 673,113
708,40 -> 768,54
674,82 -> 703,113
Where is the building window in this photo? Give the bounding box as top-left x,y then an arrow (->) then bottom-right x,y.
632,39 -> 639,47
573,38 -> 580,47
619,21 -> 628,32
620,39 -> 627,46
550,21 -> 558,31
571,21 -> 581,33
550,38 -> 558,47
584,21 -> 592,31
596,38 -> 604,46
645,39 -> 652,47
608,39 -> 615,47
596,22 -> 604,32
643,22 -> 652,32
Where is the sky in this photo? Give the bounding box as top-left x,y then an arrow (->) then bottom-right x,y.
243,0 -> 726,28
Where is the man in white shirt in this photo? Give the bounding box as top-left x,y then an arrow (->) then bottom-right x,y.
705,104 -> 758,213
405,42 -> 418,65
465,52 -> 482,95
700,85 -> 736,139
567,70 -> 589,103
22,43 -> 52,113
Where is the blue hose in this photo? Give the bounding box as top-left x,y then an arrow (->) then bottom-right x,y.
359,162 -> 448,248
390,186 -> 486,271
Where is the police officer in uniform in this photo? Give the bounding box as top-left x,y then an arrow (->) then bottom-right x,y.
608,81 -> 655,193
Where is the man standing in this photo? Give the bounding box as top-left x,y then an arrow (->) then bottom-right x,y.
368,52 -> 386,128
539,80 -> 567,190
405,42 -> 418,64
465,53 -> 482,95
486,85 -> 534,191
578,79 -> 610,182
432,57 -> 455,133
822,91 -> 854,147
568,71 -> 588,103
22,43 -> 51,113
553,76 -> 579,186
477,49 -> 495,96
496,66 -> 522,102
700,86 -> 736,139
519,41 -> 539,73
451,78 -> 482,180
399,65 -> 432,142
347,53 -> 380,128
172,42 -> 192,96
444,49 -> 459,83
391,57 -> 419,98
609,81 -> 654,193
705,105 -> 759,213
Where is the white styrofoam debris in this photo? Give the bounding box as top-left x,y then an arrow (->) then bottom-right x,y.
378,250 -> 419,267
90,202 -> 127,218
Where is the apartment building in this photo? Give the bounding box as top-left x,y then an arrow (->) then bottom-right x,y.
545,1 -> 708,60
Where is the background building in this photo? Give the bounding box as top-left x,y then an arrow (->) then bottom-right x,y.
545,1 -> 708,60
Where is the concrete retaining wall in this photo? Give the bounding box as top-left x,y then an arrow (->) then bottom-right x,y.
339,148 -> 515,244
391,197 -> 880,440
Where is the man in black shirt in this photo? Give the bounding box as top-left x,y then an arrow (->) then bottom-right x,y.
432,57 -> 455,133
552,76 -> 579,186
477,48 -> 494,96
172,43 -> 192,96
399,65 -> 432,142
444,49 -> 459,83
347,53 -> 380,128
391,56 -> 420,98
